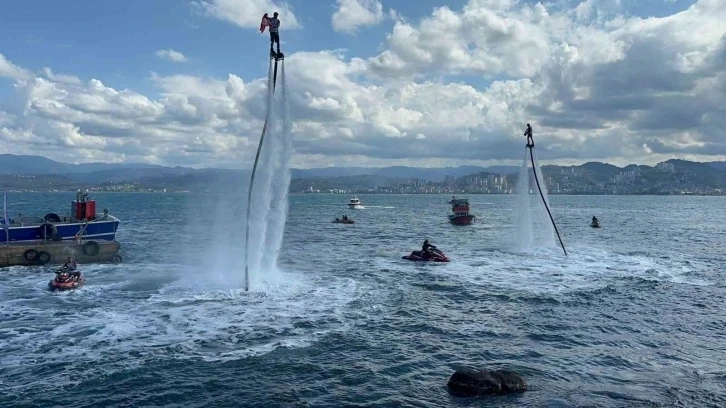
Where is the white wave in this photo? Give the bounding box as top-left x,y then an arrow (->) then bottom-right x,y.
0,264 -> 358,392
429,245 -> 716,296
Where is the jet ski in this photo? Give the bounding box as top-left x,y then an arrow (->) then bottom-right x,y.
590,216 -> 601,228
49,269 -> 85,291
332,217 -> 354,224
402,247 -> 450,262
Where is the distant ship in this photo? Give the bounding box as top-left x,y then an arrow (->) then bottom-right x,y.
448,196 -> 475,225
347,196 -> 363,209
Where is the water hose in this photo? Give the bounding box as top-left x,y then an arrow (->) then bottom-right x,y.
244,57 -> 280,291
528,143 -> 567,256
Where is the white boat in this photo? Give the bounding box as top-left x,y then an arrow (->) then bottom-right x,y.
347,196 -> 363,209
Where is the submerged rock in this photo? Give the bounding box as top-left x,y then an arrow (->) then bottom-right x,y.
447,368 -> 527,397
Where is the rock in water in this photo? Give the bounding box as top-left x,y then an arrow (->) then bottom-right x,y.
447,368 -> 527,397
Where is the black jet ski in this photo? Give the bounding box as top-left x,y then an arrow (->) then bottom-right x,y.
402,247 -> 450,262
332,217 -> 354,224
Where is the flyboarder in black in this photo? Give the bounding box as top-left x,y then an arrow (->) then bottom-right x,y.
524,123 -> 534,147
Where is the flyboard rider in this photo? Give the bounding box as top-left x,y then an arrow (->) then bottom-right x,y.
524,123 -> 534,147
260,12 -> 281,57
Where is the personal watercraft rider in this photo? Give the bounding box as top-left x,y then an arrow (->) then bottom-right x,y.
421,240 -> 438,259
421,239 -> 436,253
592,216 -> 599,225
61,256 -> 80,279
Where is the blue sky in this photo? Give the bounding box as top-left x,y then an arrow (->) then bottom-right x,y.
0,0 -> 696,93
0,0 -> 721,169
2,0 -> 438,91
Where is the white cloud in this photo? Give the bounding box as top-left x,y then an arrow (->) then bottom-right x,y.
191,0 -> 300,29
0,53 -> 33,81
332,0 -> 385,33
0,67 -> 266,166
0,0 -> 725,168
41,67 -> 82,85
155,49 -> 188,63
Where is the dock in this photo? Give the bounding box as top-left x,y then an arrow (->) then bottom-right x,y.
0,240 -> 122,267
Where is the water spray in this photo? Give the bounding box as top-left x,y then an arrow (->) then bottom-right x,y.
525,125 -> 567,256
244,57 -> 284,291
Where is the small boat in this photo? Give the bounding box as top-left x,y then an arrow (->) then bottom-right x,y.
49,270 -> 85,291
448,196 -> 475,225
347,196 -> 363,209
333,217 -> 354,224
402,247 -> 450,262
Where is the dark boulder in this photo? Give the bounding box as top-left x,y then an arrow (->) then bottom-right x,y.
447,368 -> 527,397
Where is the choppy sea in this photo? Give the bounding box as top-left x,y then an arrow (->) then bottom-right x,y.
1,192 -> 724,407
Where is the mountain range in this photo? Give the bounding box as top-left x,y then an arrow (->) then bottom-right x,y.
0,154 -> 518,183
1,154 -> 725,194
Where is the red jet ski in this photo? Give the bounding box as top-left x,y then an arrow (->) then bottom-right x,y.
402,247 -> 450,262
49,269 -> 85,291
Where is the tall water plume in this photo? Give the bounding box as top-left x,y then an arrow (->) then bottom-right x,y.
514,147 -> 556,250
260,62 -> 293,274
246,61 -> 294,286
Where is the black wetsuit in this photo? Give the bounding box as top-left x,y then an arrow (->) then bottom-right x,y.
422,242 -> 436,258
524,125 -> 533,147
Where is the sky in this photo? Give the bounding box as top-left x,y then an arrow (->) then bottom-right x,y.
0,0 -> 724,169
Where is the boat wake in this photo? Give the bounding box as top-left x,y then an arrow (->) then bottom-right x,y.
386,244 -> 716,299
0,263 -> 359,393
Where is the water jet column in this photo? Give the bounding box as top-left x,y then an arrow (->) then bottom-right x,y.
524,124 -> 567,256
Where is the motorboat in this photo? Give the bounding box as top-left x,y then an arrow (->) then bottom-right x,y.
448,196 -> 475,225
347,196 -> 363,209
